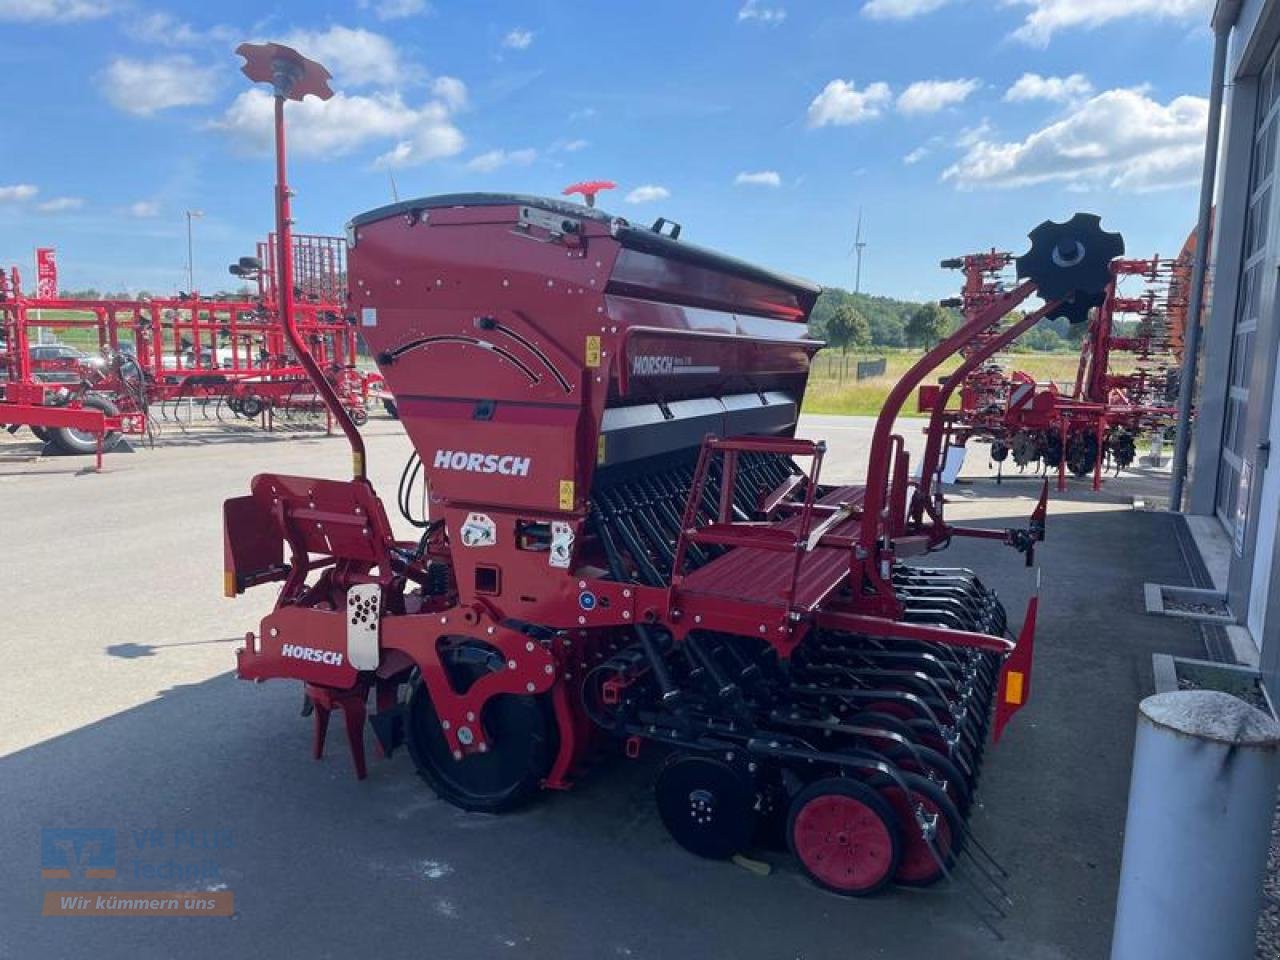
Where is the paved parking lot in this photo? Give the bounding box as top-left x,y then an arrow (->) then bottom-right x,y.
0,416 -> 1203,959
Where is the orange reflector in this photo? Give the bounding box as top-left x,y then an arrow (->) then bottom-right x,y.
224,571 -> 237,598
1004,670 -> 1025,706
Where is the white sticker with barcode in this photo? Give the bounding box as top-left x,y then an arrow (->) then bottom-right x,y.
361,307 -> 377,327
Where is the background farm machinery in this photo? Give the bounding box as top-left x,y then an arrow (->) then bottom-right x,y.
219,42 -> 1132,910
922,241 -> 1188,490
0,232 -> 382,461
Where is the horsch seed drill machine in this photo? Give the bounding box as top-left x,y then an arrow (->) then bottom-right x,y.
223,42 -> 1123,897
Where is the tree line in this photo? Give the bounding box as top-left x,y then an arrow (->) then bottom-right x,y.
809,286 -> 1088,354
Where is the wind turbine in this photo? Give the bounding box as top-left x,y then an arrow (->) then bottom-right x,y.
850,207 -> 868,295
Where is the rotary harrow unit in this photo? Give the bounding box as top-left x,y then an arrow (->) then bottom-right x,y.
222,43 -> 1129,905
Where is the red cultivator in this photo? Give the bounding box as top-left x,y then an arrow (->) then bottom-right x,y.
223,43 -> 1123,903
0,233 -> 379,464
925,238 -> 1186,491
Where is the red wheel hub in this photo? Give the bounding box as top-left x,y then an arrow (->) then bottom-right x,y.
792,794 -> 894,892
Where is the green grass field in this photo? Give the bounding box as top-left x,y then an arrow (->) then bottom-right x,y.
14,310 -> 120,352
803,349 -> 1084,416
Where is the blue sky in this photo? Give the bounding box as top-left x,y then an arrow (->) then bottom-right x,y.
0,0 -> 1213,301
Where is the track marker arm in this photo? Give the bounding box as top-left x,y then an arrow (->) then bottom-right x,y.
993,569 -> 1039,743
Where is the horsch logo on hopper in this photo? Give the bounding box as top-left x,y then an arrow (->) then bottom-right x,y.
433,450 -> 532,477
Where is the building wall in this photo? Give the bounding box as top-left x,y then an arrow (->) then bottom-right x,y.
1191,0 -> 1280,672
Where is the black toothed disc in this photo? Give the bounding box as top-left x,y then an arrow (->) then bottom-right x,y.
1016,212 -> 1124,303
1044,289 -> 1106,325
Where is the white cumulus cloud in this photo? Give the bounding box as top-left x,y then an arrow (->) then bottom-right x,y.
903,146 -> 929,164
625,185 -> 670,204
1004,72 -> 1094,103
431,75 -> 467,110
466,148 -> 537,173
127,11 -> 234,47
807,80 -> 892,127
502,28 -> 533,49
281,26 -> 405,86
734,170 -> 782,187
861,0 -> 950,19
738,0 -> 786,23
0,0 -> 110,22
128,200 -> 160,217
101,56 -> 219,116
359,0 -> 428,20
0,184 -> 38,202
943,87 -> 1208,192
210,87 -> 465,166
1007,0 -> 1211,46
897,78 -> 979,115
38,196 -> 83,212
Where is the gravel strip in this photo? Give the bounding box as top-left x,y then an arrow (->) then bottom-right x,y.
1259,798 -> 1280,959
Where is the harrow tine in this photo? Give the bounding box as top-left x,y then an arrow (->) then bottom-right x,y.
962,827 -> 1012,881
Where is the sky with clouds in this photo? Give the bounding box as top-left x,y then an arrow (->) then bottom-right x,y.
0,0 -> 1214,299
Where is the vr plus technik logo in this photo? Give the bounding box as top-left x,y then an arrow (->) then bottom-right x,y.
41,828 -> 117,880
40,827 -> 235,917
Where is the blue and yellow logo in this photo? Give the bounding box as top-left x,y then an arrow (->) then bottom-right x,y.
41,828 -> 117,880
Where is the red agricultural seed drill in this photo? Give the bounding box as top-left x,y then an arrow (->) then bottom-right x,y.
223,43 -> 1123,898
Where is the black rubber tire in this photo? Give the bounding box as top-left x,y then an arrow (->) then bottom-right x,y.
239,395 -> 264,419
787,777 -> 902,897
348,405 -> 369,427
50,394 -> 122,455
31,426 -> 50,442
404,650 -> 556,814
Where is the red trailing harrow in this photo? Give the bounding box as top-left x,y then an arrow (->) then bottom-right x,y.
924,238 -> 1187,491
0,234 -> 379,461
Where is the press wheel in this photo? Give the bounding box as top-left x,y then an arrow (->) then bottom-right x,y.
655,753 -> 757,860
787,778 -> 901,896
404,647 -> 555,814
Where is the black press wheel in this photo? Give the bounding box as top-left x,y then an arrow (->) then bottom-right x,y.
787,777 -> 901,897
50,394 -> 122,455
404,647 -> 556,814
655,753 -> 757,860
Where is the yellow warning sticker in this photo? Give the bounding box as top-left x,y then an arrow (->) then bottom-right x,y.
559,480 -> 575,511
585,335 -> 601,368
1004,670 -> 1024,705
597,434 -> 607,465
223,571 -> 237,598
